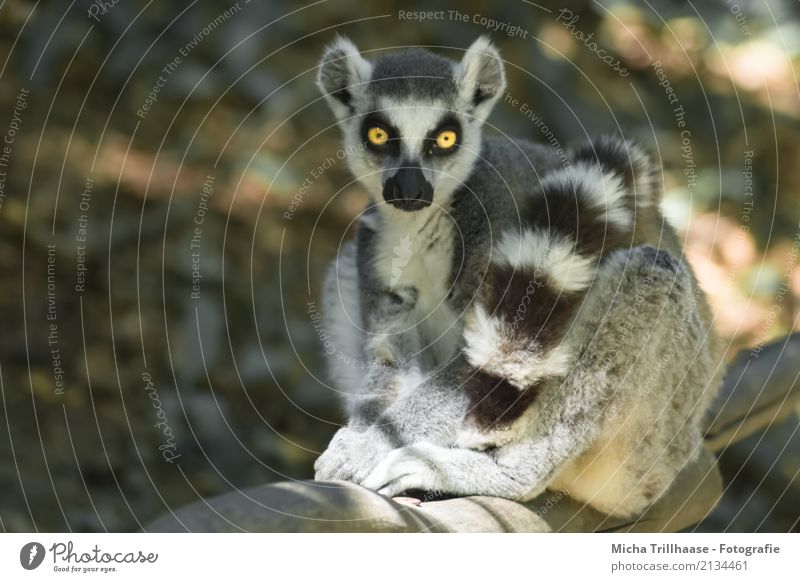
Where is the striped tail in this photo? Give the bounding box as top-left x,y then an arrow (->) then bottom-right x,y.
461,137 -> 660,428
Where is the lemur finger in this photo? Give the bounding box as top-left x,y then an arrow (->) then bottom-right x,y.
361,445 -> 439,493
314,428 -> 376,482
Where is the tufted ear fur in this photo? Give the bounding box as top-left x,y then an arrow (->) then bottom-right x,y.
317,36 -> 373,121
454,36 -> 507,123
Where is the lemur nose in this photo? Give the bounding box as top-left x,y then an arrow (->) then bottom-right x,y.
383,164 -> 433,211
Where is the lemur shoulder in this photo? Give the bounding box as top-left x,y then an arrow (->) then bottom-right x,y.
313,35 -> 723,517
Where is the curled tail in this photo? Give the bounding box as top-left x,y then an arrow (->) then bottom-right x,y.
461,137 -> 663,427
571,134 -> 661,212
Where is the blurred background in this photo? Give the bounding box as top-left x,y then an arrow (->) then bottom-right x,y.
0,0 -> 798,532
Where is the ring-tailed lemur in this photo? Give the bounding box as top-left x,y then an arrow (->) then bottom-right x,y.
312,36 -> 723,517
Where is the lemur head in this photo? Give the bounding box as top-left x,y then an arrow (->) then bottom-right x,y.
317,36 -> 506,212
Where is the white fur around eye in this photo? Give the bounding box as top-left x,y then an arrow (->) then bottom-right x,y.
378,97 -> 449,159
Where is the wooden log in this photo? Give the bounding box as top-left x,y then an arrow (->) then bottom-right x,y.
148,334 -> 799,533
147,440 -> 720,532
705,334 -> 800,451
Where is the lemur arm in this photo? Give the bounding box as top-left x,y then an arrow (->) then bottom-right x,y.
362,245 -> 698,498
315,216 -> 439,482
315,354 -> 472,483
352,228 -> 436,418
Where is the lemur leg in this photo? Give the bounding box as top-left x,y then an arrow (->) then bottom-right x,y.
318,241 -> 422,422
316,239 -> 443,482
315,358 -> 472,482
363,245 -> 702,504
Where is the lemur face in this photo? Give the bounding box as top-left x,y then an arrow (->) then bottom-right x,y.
318,36 -> 506,212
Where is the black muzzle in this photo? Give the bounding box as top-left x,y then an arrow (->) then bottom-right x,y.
383,164 -> 433,211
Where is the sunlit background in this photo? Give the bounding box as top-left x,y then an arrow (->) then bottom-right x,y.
0,0 -> 798,531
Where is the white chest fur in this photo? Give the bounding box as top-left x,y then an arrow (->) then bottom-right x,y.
372,207 -> 461,366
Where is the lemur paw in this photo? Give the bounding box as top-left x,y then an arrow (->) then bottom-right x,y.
314,427 -> 389,483
361,444 -> 440,497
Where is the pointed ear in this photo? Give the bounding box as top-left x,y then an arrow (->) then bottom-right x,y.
454,36 -> 506,122
317,36 -> 372,121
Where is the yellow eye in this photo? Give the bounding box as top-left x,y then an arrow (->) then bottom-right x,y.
435,129 -> 458,150
367,126 -> 389,146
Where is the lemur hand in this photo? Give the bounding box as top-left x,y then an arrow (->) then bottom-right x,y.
361,441 -> 542,500
314,427 -> 393,483
360,443 -> 444,496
